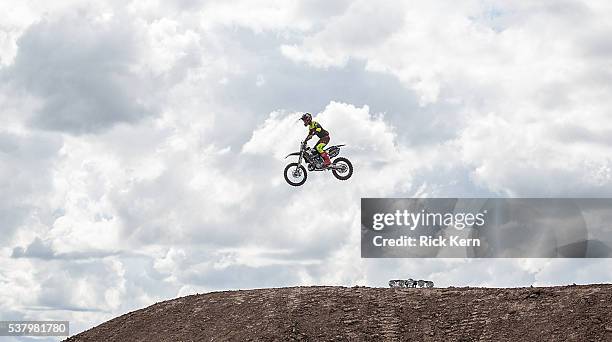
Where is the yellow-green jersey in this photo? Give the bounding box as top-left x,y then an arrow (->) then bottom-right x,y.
308,121 -> 329,139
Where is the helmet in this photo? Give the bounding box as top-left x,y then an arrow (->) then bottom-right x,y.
300,113 -> 312,126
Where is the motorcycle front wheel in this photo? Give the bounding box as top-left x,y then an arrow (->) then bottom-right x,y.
331,157 -> 353,181
284,163 -> 307,186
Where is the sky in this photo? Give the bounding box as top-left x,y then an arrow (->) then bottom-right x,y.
1,0 -> 612,340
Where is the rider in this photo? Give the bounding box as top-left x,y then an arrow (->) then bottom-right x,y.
300,113 -> 331,167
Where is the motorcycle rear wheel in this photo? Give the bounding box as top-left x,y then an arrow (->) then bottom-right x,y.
284,163 -> 307,186
331,157 -> 353,180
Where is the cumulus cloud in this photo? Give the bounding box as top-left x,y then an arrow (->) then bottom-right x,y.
282,0 -> 612,195
3,2 -> 205,134
243,101 -> 419,195
243,102 -> 399,159
0,2 -> 37,67
1,0 -> 612,338
5,13 -> 147,133
0,131 -> 62,246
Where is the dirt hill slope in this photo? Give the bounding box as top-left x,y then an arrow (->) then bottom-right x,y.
65,284 -> 612,342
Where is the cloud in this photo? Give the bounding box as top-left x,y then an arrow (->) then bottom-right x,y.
243,101 -> 398,159
243,101 -> 422,195
198,0 -> 314,33
457,113 -> 612,196
11,236 -> 120,260
1,0 -> 612,338
281,1 -> 404,69
282,0 -> 612,195
0,130 -> 62,245
3,3 -> 205,134
5,13 -> 144,133
0,1 -> 37,67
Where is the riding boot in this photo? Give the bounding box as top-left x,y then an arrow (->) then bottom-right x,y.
321,152 -> 331,167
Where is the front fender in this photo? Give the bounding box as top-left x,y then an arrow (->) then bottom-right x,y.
285,152 -> 301,159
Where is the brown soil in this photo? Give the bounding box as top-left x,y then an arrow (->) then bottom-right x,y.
64,284 -> 612,342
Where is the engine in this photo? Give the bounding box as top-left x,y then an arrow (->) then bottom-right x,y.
306,148 -> 324,170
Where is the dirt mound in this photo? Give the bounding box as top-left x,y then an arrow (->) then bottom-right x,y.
65,284 -> 612,341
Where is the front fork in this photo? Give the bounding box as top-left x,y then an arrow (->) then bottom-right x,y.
294,151 -> 305,176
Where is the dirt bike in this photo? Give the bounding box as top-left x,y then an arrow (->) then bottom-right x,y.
283,141 -> 353,186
